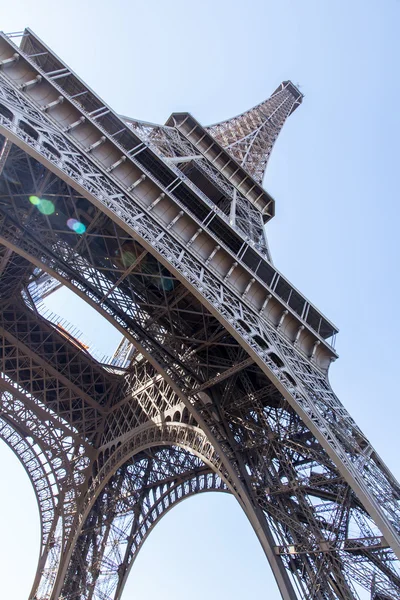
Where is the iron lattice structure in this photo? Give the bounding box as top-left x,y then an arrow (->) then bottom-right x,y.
0,28 -> 399,600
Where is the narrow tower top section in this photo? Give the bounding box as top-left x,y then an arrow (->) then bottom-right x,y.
206,81 -> 303,184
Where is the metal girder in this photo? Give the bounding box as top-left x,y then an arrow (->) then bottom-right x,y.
0,27 -> 398,600
0,92 -> 391,599
51,421 -> 231,600
124,118 -> 273,257
0,382 -> 88,599
0,298 -> 119,439
61,448 -> 228,600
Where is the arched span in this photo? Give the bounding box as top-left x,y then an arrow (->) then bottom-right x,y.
61,440 -> 228,600
0,108 -> 327,600
115,469 -> 228,600
0,398 -> 62,600
64,421 -> 230,558
0,79 -> 396,564
0,383 -> 88,600
2,73 -> 399,599
0,415 -> 53,545
0,149 -> 246,508
90,421 -> 228,505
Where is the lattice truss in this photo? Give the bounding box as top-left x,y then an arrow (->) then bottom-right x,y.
206,81 -> 302,184
0,28 -> 399,600
125,118 -> 271,257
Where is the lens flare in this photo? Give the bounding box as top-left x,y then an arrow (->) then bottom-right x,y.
73,221 -> 86,234
29,196 -> 55,215
160,276 -> 174,291
67,218 -> 86,235
37,199 -> 55,215
67,218 -> 77,229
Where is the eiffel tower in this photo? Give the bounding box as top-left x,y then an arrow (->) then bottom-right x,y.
0,27 -> 399,600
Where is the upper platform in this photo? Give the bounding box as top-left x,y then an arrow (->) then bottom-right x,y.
165,111 -> 275,222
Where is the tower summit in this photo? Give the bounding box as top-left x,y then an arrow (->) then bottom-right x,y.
206,81 -> 303,184
0,27 -> 399,600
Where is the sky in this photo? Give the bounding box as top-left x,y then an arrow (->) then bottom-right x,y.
1,0 -> 400,598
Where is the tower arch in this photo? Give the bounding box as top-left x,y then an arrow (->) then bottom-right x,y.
0,27 -> 399,600
57,423 -> 230,600
0,385 -> 85,600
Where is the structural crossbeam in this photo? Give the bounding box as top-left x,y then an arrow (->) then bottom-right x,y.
0,27 -> 398,600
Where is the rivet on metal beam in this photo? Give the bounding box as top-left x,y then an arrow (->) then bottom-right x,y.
167,211 -> 184,230
205,245 -> 220,265
310,339 -> 321,360
87,136 -> 106,152
242,278 -> 255,300
293,325 -> 304,347
127,174 -> 146,192
64,116 -> 86,132
277,310 -> 288,329
106,156 -> 126,173
187,228 -> 202,247
20,75 -> 42,90
224,262 -> 238,282
148,192 -> 165,211
0,53 -> 19,68
42,96 -> 64,112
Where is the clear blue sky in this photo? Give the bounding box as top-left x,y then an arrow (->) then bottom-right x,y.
1,1 -> 400,598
